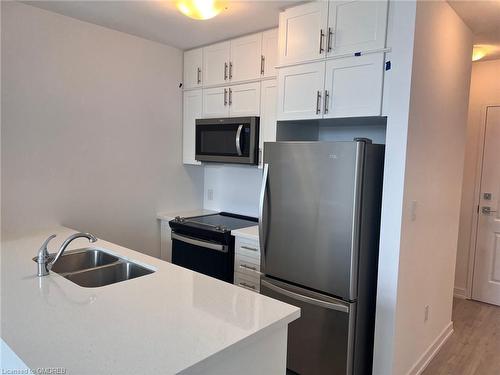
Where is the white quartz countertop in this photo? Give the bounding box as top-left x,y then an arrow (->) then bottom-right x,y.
1,227 -> 299,375
231,225 -> 259,242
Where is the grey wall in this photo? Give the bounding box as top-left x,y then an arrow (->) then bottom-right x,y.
1,2 -> 204,257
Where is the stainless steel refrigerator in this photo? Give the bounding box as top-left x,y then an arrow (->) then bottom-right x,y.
259,139 -> 384,375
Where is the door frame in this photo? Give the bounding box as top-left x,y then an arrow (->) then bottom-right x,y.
466,104 -> 500,299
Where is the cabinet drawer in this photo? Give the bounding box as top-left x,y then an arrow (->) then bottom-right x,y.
234,272 -> 260,292
235,237 -> 260,258
235,253 -> 261,276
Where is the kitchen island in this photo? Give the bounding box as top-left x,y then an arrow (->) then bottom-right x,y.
1,227 -> 299,375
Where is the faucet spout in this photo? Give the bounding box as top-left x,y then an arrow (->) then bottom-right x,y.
36,232 -> 97,276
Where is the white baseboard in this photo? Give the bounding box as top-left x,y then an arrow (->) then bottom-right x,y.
453,287 -> 467,299
406,322 -> 454,375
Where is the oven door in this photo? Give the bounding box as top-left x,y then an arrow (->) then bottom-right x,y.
195,117 -> 259,164
171,232 -> 234,283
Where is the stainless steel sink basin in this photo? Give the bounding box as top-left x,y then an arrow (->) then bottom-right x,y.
64,261 -> 154,288
32,248 -> 154,287
49,248 -> 119,274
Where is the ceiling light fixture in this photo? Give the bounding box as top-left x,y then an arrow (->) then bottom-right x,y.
176,0 -> 225,20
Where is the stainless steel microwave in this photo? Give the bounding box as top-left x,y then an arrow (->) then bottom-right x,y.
195,117 -> 259,165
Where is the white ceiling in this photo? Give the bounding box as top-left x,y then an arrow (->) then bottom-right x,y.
24,1 -> 300,50
448,0 -> 500,61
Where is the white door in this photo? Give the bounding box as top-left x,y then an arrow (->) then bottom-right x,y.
278,1 -> 329,66
277,61 -> 326,121
202,87 -> 229,118
262,29 -> 279,78
182,90 -> 202,165
228,82 -> 261,117
259,79 -> 277,167
203,41 -> 230,86
183,48 -> 203,90
323,53 -> 384,118
327,0 -> 388,56
230,33 -> 262,82
473,106 -> 500,306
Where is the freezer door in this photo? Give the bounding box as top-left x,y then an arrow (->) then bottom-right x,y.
261,277 -> 355,375
260,141 -> 363,300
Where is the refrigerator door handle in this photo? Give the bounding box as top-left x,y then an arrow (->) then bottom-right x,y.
259,163 -> 269,263
261,279 -> 350,313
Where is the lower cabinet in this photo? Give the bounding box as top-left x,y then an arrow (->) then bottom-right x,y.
182,89 -> 202,165
234,236 -> 261,292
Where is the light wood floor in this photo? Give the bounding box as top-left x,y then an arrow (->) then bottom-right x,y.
423,298 -> 500,375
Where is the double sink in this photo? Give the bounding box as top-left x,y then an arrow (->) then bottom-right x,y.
34,248 -> 154,287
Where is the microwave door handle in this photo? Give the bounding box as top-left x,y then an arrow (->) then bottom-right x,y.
259,163 -> 269,267
235,124 -> 243,156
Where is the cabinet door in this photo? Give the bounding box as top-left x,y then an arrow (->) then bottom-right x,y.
323,53 -> 384,118
182,90 -> 202,165
203,41 -> 230,86
261,29 -> 279,78
327,0 -> 388,56
278,1 -> 329,66
230,33 -> 262,82
183,48 -> 203,90
202,87 -> 229,118
277,61 -> 325,121
259,79 -> 277,167
228,82 -> 261,117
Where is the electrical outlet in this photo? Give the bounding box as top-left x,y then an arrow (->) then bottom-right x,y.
207,189 -> 214,201
424,305 -> 430,322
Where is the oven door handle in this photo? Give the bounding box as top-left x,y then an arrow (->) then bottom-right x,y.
171,232 -> 228,253
235,124 -> 243,156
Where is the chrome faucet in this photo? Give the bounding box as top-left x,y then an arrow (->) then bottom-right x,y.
36,232 -> 97,276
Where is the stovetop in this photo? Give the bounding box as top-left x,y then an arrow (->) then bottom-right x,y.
171,212 -> 258,233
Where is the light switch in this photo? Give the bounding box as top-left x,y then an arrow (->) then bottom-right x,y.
410,200 -> 418,221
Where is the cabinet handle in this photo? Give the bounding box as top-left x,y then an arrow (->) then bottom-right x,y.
260,55 -> 265,75
224,88 -> 228,106
241,245 -> 258,252
229,62 -> 233,79
224,62 -> 228,80
316,90 -> 322,115
324,90 -> 329,114
319,29 -> 325,54
197,67 -> 201,84
240,264 -> 257,271
327,27 -> 333,52
239,282 -> 256,290
229,88 -> 232,106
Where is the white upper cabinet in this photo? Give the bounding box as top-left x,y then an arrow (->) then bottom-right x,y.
203,41 -> 230,86
323,53 -> 384,118
202,83 -> 260,118
183,48 -> 203,90
230,33 -> 262,82
203,87 -> 229,118
182,90 -> 202,165
259,79 -> 278,167
327,0 -> 388,56
261,29 -> 279,78
277,61 -> 326,121
227,82 -> 261,117
278,2 -> 329,66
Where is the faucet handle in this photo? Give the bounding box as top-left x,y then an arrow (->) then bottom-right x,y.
37,234 -> 57,260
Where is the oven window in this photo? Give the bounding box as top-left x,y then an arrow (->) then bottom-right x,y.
196,123 -> 250,157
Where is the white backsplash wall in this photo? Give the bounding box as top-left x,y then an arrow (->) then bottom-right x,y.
203,165 -> 263,218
